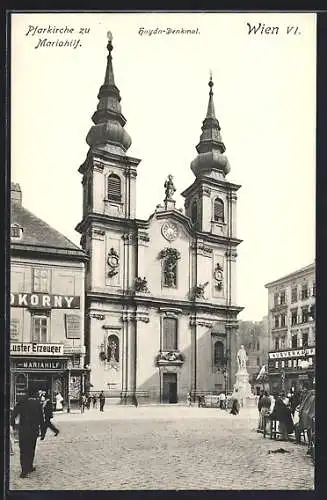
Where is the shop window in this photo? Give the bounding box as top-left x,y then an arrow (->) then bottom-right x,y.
213,198 -> 224,223
281,360 -> 285,368
288,360 -> 292,368
10,318 -> 20,341
73,356 -> 80,368
33,268 -> 49,292
31,314 -> 49,343
275,361 -> 279,369
291,287 -> 298,303
293,359 -> 297,368
214,341 -> 224,366
107,174 -> 121,202
162,317 -> 177,351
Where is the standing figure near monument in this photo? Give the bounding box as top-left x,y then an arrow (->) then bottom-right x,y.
237,345 -> 248,371
164,174 -> 176,201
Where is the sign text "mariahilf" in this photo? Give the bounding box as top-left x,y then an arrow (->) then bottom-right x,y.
10,293 -> 80,309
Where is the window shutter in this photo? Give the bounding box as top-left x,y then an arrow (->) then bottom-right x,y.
108,174 -> 121,201
213,198 -> 224,222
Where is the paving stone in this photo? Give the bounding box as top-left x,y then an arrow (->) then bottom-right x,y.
9,406 -> 314,490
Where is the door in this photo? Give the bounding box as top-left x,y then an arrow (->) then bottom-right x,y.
162,373 -> 177,404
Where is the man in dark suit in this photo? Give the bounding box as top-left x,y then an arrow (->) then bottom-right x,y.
11,387 -> 45,478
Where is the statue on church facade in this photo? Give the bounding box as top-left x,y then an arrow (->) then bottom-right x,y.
237,345 -> 248,371
164,174 -> 176,201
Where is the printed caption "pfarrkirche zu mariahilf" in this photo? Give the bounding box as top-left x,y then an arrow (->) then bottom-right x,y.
25,25 -> 91,49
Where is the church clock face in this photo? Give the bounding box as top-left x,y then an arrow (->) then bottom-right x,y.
161,222 -> 179,242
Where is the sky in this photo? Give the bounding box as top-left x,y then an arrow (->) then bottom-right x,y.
11,12 -> 316,321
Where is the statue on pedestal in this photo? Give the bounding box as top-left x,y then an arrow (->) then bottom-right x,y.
237,345 -> 248,371
164,175 -> 176,201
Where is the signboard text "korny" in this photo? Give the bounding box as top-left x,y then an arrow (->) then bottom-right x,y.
10,293 -> 80,309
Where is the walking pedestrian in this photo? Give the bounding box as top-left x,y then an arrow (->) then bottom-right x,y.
132,394 -> 138,407
219,392 -> 226,410
41,392 -> 59,439
86,394 -> 91,410
186,392 -> 192,407
79,393 -> 86,413
258,391 -> 271,432
230,397 -> 240,415
99,391 -> 105,412
269,395 -> 294,441
55,391 -> 64,412
92,394 -> 97,409
10,388 -> 45,478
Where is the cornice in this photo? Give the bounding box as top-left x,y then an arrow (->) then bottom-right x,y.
181,177 -> 241,198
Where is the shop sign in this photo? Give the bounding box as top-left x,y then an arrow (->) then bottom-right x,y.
10,293 -> 80,309
65,314 -> 81,339
12,358 -> 66,370
269,347 -> 315,360
10,343 -> 64,356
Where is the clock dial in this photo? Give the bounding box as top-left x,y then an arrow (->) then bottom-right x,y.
161,222 -> 179,242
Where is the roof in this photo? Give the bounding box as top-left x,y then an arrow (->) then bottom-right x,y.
11,204 -> 86,258
264,262 -> 315,288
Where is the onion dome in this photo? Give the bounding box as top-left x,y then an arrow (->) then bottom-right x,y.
86,32 -> 132,154
191,75 -> 230,177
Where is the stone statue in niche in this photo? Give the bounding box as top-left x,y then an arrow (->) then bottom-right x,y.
214,262 -> 224,290
107,248 -> 120,278
164,174 -> 176,201
107,334 -> 119,370
134,277 -> 149,293
159,248 -> 181,288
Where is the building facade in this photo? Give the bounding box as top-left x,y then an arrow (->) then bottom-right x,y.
265,263 -> 315,394
76,35 -> 243,404
238,317 -> 269,394
10,184 -> 88,408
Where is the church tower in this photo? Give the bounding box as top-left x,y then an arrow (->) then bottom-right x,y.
76,33 -> 141,400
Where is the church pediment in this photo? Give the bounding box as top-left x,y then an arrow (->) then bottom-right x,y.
151,210 -> 193,242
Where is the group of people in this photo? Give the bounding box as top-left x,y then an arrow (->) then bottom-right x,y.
79,391 -> 106,412
10,388 -> 60,478
257,389 -> 307,441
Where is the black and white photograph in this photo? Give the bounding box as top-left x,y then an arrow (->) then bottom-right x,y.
8,11 -> 315,491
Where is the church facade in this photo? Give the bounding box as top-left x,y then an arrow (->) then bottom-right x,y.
76,34 -> 243,403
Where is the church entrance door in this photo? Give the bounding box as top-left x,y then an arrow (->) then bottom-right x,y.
162,373 -> 177,404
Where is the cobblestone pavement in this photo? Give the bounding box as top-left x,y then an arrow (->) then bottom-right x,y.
9,406 -> 314,491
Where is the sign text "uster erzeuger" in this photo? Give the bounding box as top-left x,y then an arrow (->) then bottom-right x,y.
10,343 -> 64,356
10,293 -> 80,309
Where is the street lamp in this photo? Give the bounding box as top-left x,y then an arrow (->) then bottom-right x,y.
67,359 -> 73,413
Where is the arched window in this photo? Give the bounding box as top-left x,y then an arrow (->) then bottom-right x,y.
214,341 -> 224,366
163,317 -> 178,351
213,198 -> 224,223
107,334 -> 119,363
191,201 -> 198,224
108,174 -> 121,202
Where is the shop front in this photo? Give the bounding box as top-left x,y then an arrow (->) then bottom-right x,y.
10,342 -> 88,409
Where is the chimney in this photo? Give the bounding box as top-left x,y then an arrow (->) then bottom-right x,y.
11,183 -> 22,207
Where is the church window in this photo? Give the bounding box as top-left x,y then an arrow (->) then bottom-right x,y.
87,177 -> 93,208
213,198 -> 224,223
108,174 -> 121,202
213,340 -> 224,366
191,201 -> 198,224
162,317 -> 178,351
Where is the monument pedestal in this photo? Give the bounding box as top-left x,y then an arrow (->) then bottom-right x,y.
232,367 -> 256,407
